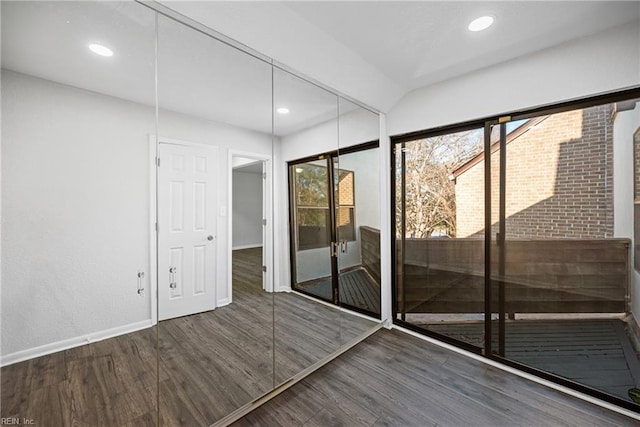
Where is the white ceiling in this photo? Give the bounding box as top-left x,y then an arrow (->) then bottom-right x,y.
3,1 -> 638,133
167,1 -> 640,112
283,1 -> 640,92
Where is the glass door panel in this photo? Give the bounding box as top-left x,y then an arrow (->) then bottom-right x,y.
394,127 -> 486,350
290,158 -> 337,303
335,147 -> 381,318
335,148 -> 382,348
497,102 -> 640,403
336,98 -> 382,326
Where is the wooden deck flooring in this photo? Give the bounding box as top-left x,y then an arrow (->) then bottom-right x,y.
234,328 -> 640,427
424,319 -> 640,402
299,268 -> 381,315
0,248 -> 378,426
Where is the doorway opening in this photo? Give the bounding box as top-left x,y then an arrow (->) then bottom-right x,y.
229,151 -> 272,304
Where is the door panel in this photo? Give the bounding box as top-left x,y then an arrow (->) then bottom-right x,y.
159,142 -> 217,320
336,147 -> 381,317
496,104 -> 640,403
393,126 -> 486,349
290,158 -> 336,303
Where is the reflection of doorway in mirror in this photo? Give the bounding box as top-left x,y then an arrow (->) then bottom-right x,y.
229,151 -> 273,304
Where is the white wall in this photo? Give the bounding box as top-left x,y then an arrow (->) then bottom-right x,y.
1,70 -> 271,362
613,103 -> 640,319
232,170 -> 263,249
388,21 -> 640,136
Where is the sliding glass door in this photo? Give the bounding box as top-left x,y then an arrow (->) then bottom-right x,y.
289,143 -> 381,318
393,92 -> 640,410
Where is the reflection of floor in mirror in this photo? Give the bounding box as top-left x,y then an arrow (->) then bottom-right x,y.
232,328 -> 639,427
0,248 -> 378,427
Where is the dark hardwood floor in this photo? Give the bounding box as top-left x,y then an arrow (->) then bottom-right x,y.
158,248 -> 377,426
0,248 -> 378,426
1,326 -> 158,427
233,328 -> 640,427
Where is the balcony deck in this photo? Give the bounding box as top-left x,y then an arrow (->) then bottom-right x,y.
418,318 -> 640,403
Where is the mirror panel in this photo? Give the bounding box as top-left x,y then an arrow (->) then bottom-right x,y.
274,68 -> 342,383
1,1 -> 158,425
336,98 -> 382,345
156,13 -> 274,425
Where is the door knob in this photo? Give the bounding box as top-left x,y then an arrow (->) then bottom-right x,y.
207,235 -> 214,241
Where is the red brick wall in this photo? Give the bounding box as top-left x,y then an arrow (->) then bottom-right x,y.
456,104 -> 614,239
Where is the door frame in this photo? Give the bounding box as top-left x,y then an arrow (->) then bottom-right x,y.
228,149 -> 273,301
149,135 -> 220,324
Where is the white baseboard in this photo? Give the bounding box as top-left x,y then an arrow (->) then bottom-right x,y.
1,319 -> 153,367
232,244 -> 263,250
217,298 -> 231,307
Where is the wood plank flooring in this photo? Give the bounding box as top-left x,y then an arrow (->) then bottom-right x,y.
234,328 -> 640,427
1,248 -> 378,426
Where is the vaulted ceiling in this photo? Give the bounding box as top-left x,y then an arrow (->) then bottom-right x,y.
167,1 -> 640,112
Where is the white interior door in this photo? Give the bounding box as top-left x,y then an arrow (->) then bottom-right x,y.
158,142 -> 217,321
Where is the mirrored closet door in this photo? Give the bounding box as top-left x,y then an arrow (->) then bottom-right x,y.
1,2 -> 158,425
274,68 -> 343,383
155,13 -> 275,426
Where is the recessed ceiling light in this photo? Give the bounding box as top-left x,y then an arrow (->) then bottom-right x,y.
468,16 -> 494,32
277,107 -> 290,115
88,43 -> 114,57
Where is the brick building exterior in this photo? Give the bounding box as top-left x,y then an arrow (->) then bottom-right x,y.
454,104 -> 614,239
